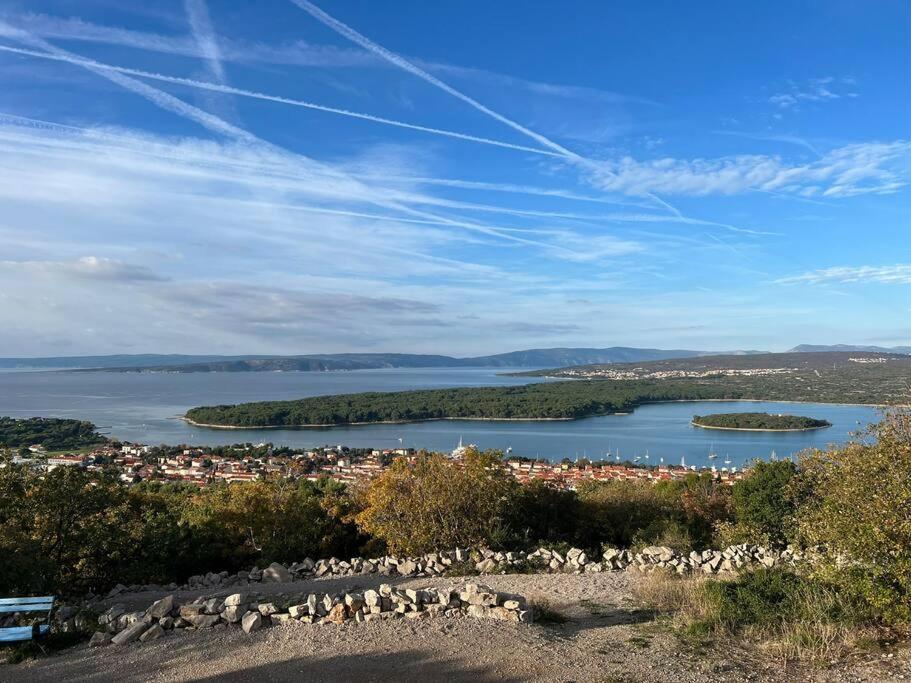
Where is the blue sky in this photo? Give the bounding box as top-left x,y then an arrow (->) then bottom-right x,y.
0,1 -> 909,356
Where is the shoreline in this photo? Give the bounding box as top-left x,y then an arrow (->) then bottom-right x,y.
690,421 -> 831,433
181,415 -> 577,430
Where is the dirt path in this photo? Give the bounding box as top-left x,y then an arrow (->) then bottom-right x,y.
6,573 -> 910,682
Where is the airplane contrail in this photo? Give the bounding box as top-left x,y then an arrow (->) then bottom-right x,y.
0,27 -> 256,144
0,43 -> 562,158
0,32 -> 586,255
287,0 -> 682,219
351,174 -> 647,207
288,0 -> 582,161
184,0 -> 227,83
0,26 -> 629,259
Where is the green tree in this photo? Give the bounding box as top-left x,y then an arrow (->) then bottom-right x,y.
723,460 -> 799,547
180,478 -> 360,569
506,479 -> 579,547
576,479 -> 679,550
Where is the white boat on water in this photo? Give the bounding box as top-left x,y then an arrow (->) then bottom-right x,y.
451,436 -> 477,459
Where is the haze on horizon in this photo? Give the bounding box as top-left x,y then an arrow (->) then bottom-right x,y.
0,1 -> 908,358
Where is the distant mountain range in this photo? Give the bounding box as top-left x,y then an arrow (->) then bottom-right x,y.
789,344 -> 911,355
0,347 -> 763,373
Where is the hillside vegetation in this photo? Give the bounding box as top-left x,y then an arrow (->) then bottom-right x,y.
692,413 -> 831,431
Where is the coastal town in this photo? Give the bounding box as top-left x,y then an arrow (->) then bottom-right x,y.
552,366 -> 797,380
4,439 -> 747,488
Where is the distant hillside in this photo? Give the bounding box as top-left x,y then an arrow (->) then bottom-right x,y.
463,347 -> 734,367
85,355 -> 464,373
790,344 -> 911,355
1,347 -> 764,373
0,354 -> 259,370
520,350 -> 909,376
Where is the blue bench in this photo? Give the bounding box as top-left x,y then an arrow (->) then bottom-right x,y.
0,596 -> 55,644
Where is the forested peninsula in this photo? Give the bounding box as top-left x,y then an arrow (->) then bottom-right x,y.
183,361 -> 903,429
0,417 -> 108,450
691,412 -> 831,431
185,380 -> 743,427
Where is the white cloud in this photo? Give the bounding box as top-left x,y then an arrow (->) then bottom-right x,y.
586,142 -> 911,198
776,265 -> 911,286
0,117 -> 693,354
1,256 -> 166,282
769,77 -> 859,110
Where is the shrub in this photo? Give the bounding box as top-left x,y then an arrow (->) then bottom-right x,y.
577,473 -> 731,551
636,567 -> 862,663
0,466 -> 134,595
631,518 -> 694,552
576,479 -> 679,549
673,473 -> 733,548
797,410 -> 911,624
528,597 -> 567,625
703,568 -> 808,630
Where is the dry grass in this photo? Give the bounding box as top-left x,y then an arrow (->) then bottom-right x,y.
630,569 -> 875,666
631,570 -> 713,621
527,596 -> 568,625
757,620 -> 865,664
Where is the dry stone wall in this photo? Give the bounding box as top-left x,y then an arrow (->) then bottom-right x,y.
99,543 -> 805,597
91,582 -> 531,647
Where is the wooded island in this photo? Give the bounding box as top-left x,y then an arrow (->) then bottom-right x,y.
691,412 -> 831,431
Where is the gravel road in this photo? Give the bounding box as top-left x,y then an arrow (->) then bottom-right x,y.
7,572 -> 910,682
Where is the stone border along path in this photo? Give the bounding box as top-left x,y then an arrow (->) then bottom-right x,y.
88,583 -> 531,648
37,542 -> 816,648
99,542 -> 813,599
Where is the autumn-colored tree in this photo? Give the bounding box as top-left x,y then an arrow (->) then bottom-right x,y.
356,449 -> 517,554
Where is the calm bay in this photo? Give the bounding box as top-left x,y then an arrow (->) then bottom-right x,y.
0,367 -> 882,466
